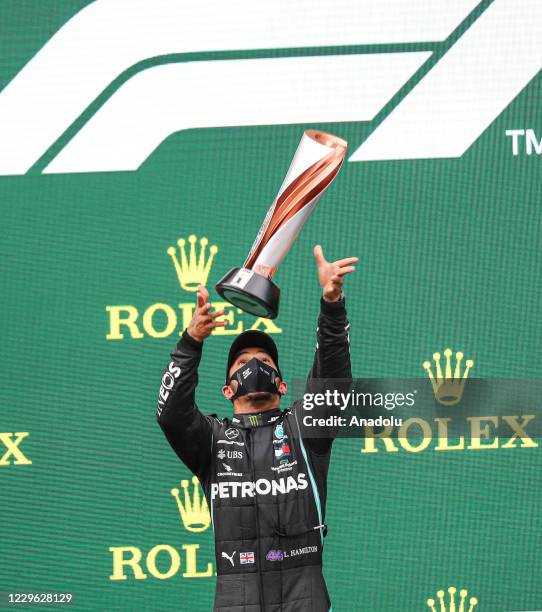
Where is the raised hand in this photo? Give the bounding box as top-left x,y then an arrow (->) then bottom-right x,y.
186,284 -> 228,342
313,244 -> 358,303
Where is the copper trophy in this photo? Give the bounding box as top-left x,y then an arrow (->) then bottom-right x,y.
216,129 -> 347,319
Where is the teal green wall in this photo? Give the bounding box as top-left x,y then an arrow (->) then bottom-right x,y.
1,3 -> 540,610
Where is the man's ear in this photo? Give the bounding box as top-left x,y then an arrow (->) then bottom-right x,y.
277,380 -> 288,396
222,384 -> 234,400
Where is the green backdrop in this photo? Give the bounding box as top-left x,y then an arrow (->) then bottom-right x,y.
1,2 -> 540,610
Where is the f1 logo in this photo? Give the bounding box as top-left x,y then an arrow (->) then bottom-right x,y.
0,0 -> 540,175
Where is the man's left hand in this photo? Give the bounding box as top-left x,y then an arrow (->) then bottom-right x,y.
313,244 -> 358,302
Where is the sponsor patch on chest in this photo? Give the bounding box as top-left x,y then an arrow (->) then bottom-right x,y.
211,473 -> 307,499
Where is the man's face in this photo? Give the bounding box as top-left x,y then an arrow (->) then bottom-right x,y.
223,346 -> 287,405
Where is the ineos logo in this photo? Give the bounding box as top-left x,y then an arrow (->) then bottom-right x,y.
156,360 -> 181,418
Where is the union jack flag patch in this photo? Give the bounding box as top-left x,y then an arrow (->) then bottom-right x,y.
240,552 -> 255,564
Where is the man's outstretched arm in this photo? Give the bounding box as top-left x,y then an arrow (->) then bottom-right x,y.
155,285 -> 226,478
307,294 -> 351,381
294,245 -> 357,455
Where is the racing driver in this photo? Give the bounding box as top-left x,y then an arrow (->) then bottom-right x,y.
156,244 -> 357,611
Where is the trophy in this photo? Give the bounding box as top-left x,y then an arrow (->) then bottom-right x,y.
216,129 -> 347,319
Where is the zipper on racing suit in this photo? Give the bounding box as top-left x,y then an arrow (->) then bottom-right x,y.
248,428 -> 265,611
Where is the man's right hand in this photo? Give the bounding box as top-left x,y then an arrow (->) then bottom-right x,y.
186,284 -> 227,342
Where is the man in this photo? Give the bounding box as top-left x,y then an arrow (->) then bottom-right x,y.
156,244 -> 357,611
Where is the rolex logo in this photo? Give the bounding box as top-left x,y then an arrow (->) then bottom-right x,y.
167,235 -> 218,292
426,586 -> 478,611
170,476 -> 211,533
423,348 -> 474,406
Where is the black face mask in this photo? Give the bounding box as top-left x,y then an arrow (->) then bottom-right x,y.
227,357 -> 281,401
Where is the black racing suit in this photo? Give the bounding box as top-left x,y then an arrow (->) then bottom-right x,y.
156,296 -> 351,611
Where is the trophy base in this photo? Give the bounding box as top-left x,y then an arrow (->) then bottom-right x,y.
216,268 -> 280,319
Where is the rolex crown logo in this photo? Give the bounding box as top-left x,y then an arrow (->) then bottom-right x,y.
167,235 -> 218,292
170,475 -> 211,533
423,348 -> 474,406
427,586 -> 478,612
